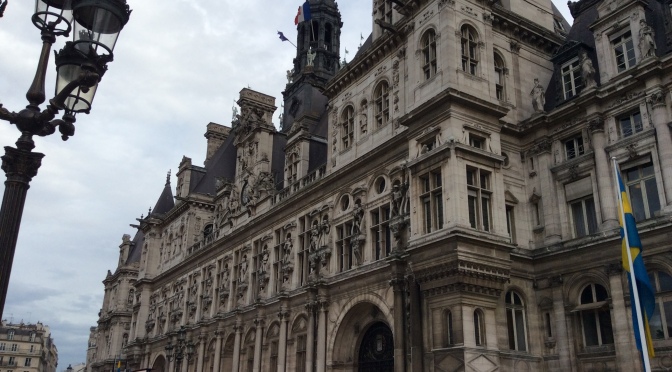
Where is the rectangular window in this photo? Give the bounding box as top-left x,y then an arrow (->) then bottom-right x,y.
336,221 -> 354,271
29,345 -> 34,353
564,135 -> 585,160
612,30 -> 636,72
269,340 -> 278,372
618,111 -> 643,138
24,359 -> 31,367
506,205 -> 516,243
298,219 -> 310,286
469,133 -> 485,149
29,333 -> 35,342
10,344 -> 17,352
624,161 -> 661,221
569,197 -> 599,237
371,206 -> 391,260
296,335 -> 307,372
6,332 -> 13,341
419,170 -> 444,233
561,58 -> 582,99
0,343 -> 5,351
467,167 -> 492,231
8,358 -> 14,366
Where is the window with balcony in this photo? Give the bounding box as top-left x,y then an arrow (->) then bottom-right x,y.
420,170 -> 444,233
618,111 -> 643,138
374,81 -> 390,127
623,160 -> 661,221
467,167 -> 492,231
648,270 -> 672,340
561,57 -> 582,99
612,30 -> 636,72
422,29 -> 437,80
564,135 -> 585,159
461,25 -> 479,75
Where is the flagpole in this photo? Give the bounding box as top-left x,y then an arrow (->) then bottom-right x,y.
612,157 -> 652,372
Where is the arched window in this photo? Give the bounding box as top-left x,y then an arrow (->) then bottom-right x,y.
461,25 -> 479,75
374,81 -> 390,127
494,52 -> 505,100
474,309 -> 485,346
649,270 -> 672,339
203,224 -> 213,241
444,309 -> 454,347
505,291 -> 527,351
422,29 -> 437,80
579,283 -> 614,346
324,23 -> 333,51
341,106 -> 355,149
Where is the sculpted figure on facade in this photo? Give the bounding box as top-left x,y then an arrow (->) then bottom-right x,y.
307,47 -> 316,66
639,19 -> 656,58
259,246 -> 270,274
310,222 -> 320,251
530,78 -> 545,112
580,51 -> 596,88
281,235 -> 294,285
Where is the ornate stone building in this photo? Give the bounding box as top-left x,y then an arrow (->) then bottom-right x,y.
0,321 -> 58,372
87,0 -> 672,371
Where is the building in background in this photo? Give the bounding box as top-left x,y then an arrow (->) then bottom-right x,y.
0,321 -> 58,372
87,0 -> 672,370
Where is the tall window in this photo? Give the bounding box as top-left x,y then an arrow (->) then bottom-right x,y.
336,220 -> 354,271
612,30 -> 636,72
561,58 -> 582,99
467,167 -> 491,231
648,271 -> 672,339
374,81 -> 390,127
623,161 -> 661,221
0,343 -> 5,350
7,331 -> 13,341
296,334 -> 307,371
10,344 -> 16,352
564,135 -> 584,159
420,170 -> 444,233
494,53 -> 505,100
371,205 -> 391,260
506,205 -> 516,243
377,0 -> 393,29
341,106 -> 355,149
422,29 -> 437,80
474,309 -> 485,346
461,25 -> 479,75
569,196 -> 598,237
579,283 -> 614,347
29,333 -> 35,342
505,291 -> 527,351
269,340 -> 278,372
24,359 -> 31,367
286,151 -> 299,184
618,111 -> 643,138
444,310 -> 454,347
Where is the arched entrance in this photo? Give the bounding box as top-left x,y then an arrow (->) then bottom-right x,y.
357,322 -> 394,372
151,355 -> 166,372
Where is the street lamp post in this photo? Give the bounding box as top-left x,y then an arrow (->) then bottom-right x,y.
165,327 -> 195,372
0,0 -> 131,317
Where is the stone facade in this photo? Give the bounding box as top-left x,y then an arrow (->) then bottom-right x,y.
0,321 -> 58,372
88,0 -> 672,371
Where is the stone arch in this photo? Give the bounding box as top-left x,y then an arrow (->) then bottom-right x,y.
221,333 -> 235,371
203,338 -> 216,372
150,354 -> 167,372
564,270 -> 611,304
328,294 -> 393,368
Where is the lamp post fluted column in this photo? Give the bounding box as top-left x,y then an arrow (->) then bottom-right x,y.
0,135 -> 43,315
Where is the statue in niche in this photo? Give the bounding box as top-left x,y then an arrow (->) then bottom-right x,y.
639,19 -> 656,58
259,247 -> 270,274
530,78 -> 545,113
239,256 -> 248,283
286,70 -> 293,84
307,47 -> 316,66
319,217 -> 330,247
310,222 -> 320,251
351,199 -> 365,236
391,181 -> 409,217
360,113 -> 368,134
580,51 -> 596,89
282,238 -> 293,264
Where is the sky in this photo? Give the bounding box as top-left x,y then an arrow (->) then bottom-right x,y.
0,0 -> 572,369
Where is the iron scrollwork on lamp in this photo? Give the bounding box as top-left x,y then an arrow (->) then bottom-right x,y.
165,326 -> 195,372
0,0 -> 131,316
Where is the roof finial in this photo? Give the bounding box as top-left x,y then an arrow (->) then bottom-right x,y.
165,170 -> 171,186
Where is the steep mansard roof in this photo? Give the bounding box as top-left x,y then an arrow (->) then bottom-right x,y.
125,228 -> 145,265
152,173 -> 175,215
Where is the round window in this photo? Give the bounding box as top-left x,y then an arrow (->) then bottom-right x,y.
375,176 -> 386,194
340,194 -> 350,211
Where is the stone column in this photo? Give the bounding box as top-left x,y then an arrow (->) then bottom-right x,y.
316,299 -> 328,372
408,280 -> 423,372
531,140 -> 561,243
550,277 -> 573,372
253,318 -> 263,372
213,329 -> 223,372
232,322 -> 243,372
588,118 -> 619,229
278,309 -> 289,372
180,356 -> 188,372
390,259 -> 407,372
608,265 -> 638,371
305,301 -> 316,372
196,332 -> 206,372
648,91 -> 672,209
144,344 -> 151,369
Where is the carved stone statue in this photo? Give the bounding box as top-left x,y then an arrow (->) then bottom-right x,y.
360,113 -> 368,134
580,51 -> 596,89
286,70 -> 293,84
239,256 -> 248,283
530,78 -> 545,113
307,47 -> 316,66
259,247 -> 270,274
639,19 -> 656,58
310,223 -> 320,251
351,200 -> 364,236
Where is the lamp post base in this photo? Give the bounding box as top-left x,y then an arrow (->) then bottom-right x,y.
0,141 -> 44,317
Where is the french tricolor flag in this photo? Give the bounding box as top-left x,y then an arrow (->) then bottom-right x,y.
294,1 -> 312,25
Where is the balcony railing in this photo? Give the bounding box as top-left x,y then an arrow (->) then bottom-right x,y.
274,165 -> 327,205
